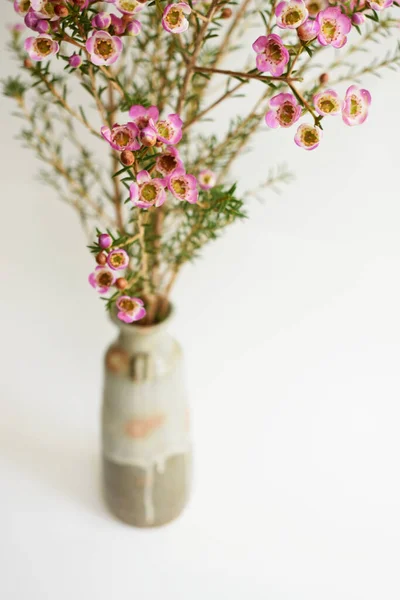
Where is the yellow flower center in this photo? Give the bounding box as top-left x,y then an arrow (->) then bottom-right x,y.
267,41 -> 283,63
319,97 -> 337,113
36,38 -> 52,56
120,0 -> 138,10
172,177 -> 187,197
283,8 -> 302,26
350,96 -> 360,116
302,127 -> 319,146
98,272 -> 113,286
156,121 -> 172,140
166,8 -> 183,27
279,102 -> 295,124
114,130 -> 130,147
321,19 -> 337,42
110,253 -> 125,267
119,299 -> 135,312
307,2 -> 320,17
95,39 -> 113,59
141,183 -> 157,202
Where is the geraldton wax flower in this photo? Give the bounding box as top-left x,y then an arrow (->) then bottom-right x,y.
86,30 -> 123,66
155,147 -> 183,176
167,168 -> 198,204
129,105 -> 160,129
101,122 -> 140,152
198,169 -> 216,191
275,0 -> 308,30
24,33 -> 59,61
116,296 -> 146,323
130,170 -> 167,209
107,248 -> 130,270
294,124 -> 322,151
297,18 -> 320,42
113,0 -> 145,16
89,266 -> 116,294
368,0 -> 393,10
162,3 -> 192,34
305,0 -> 328,18
313,89 -> 341,116
316,7 -> 352,48
265,93 -> 301,129
342,86 -> 371,126
252,34 -> 289,77
154,113 -> 183,145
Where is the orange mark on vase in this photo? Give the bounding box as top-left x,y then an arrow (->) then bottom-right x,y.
124,414 -> 166,439
105,346 -> 130,374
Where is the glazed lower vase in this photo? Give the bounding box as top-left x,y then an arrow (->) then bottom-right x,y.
101,309 -> 191,527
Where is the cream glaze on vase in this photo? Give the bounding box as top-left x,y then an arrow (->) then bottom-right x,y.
102,308 -> 191,527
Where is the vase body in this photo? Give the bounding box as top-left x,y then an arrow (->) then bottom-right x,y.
101,312 -> 191,527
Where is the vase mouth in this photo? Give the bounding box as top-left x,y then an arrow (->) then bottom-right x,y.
110,302 -> 174,335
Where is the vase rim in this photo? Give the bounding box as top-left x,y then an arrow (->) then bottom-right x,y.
110,303 -> 174,335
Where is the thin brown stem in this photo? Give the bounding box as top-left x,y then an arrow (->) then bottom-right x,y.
183,80 -> 246,130
193,66 -> 300,83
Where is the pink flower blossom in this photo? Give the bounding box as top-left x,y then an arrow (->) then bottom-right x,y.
14,0 -> 31,16
129,105 -> 160,129
167,167 -> 198,204
107,249 -> 130,270
101,123 -> 140,151
252,34 -> 289,77
110,14 -> 126,35
155,147 -> 183,176
113,0 -> 145,15
265,93 -> 301,129
139,126 -> 158,147
313,89 -> 341,116
86,30 -> 123,66
275,0 -> 308,30
91,12 -> 112,29
99,233 -> 113,249
154,114 -> 183,145
351,13 -> 365,25
69,53 -> 82,68
368,0 -> 393,9
316,7 -> 352,48
24,33 -> 59,61
89,266 -> 116,293
342,85 -> 371,126
297,18 -> 320,41
294,123 -> 322,150
129,170 -> 167,209
162,3 -> 191,34
116,296 -> 146,323
198,169 -> 216,190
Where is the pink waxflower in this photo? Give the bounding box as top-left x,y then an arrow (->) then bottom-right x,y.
113,0 -> 145,15
110,13 -> 126,35
294,123 -> 322,150
89,266 -> 116,293
305,0 -> 328,17
107,249 -> 130,270
297,18 -> 320,41
155,147 -> 183,176
154,114 -> 183,145
351,13 -> 365,25
91,12 -> 112,29
162,3 -> 191,34
316,7 -> 352,48
342,85 -> 371,126
313,89 -> 341,116
129,105 -> 160,129
86,30 -> 123,66
101,123 -> 140,152
14,0 -> 31,15
198,169 -> 216,190
24,33 -> 59,61
252,34 -> 289,77
167,167 -> 198,204
139,126 -> 158,147
368,0 -> 393,9
69,53 -> 82,68
116,296 -> 146,323
265,93 -> 301,129
99,233 -> 113,249
275,0 -> 308,30
126,20 -> 142,36
129,170 -> 167,209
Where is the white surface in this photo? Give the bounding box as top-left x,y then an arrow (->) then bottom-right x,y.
1,5 -> 400,599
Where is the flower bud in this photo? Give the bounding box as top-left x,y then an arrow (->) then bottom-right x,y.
352,13 -> 365,25
54,5 -> 69,17
220,7 -> 232,18
91,11 -> 112,30
69,53 -> 82,68
98,233 -> 113,249
140,126 -> 157,147
96,252 -> 108,265
115,277 -> 128,290
36,19 -> 51,34
297,18 -> 319,42
24,58 -> 33,69
110,14 -> 126,35
126,20 -> 142,36
319,72 -> 329,85
120,150 -> 135,166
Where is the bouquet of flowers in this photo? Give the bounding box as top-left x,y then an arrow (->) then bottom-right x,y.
5,0 -> 400,325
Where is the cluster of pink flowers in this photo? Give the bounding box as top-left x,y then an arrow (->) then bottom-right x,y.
88,233 -> 146,323
251,0 -> 383,149
101,104 -> 217,208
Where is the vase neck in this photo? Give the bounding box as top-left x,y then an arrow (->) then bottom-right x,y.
117,325 -> 172,354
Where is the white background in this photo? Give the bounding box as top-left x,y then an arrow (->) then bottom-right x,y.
1,3 -> 400,599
